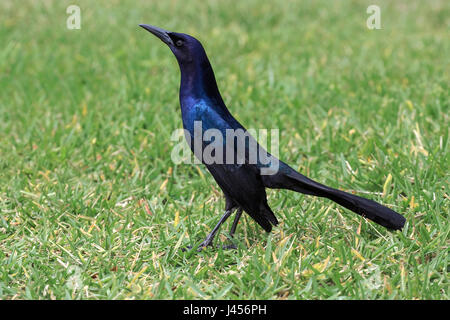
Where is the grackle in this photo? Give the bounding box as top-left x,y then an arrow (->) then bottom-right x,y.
139,25 -> 406,250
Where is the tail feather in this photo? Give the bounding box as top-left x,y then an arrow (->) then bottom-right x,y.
322,188 -> 405,230
264,167 -> 406,230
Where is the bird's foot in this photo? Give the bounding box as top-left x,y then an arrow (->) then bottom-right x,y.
220,243 -> 237,250
181,240 -> 213,252
181,241 -> 237,252
196,240 -> 213,252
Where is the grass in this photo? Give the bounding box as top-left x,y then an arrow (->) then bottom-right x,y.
0,0 -> 448,300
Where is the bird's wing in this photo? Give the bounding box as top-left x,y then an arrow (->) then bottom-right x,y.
186,103 -> 279,231
197,105 -> 279,173
205,162 -> 278,232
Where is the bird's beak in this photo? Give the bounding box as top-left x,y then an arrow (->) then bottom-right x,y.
139,24 -> 174,46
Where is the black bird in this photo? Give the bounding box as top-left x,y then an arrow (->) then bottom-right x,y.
139,24 -> 406,250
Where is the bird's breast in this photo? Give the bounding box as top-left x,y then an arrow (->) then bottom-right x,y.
180,98 -> 229,136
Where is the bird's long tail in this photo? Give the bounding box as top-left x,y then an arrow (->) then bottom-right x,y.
264,167 -> 406,230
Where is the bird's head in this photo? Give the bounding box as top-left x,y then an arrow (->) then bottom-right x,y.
139,24 -> 206,66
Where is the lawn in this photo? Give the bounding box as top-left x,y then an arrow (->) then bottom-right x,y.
0,0 -> 448,299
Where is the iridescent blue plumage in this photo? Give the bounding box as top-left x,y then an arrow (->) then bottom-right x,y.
139,24 -> 406,250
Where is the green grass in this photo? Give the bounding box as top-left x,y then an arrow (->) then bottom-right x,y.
0,0 -> 448,299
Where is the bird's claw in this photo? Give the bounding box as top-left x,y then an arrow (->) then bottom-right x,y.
196,241 -> 212,252
181,242 -> 237,252
221,243 -> 237,250
181,242 -> 212,252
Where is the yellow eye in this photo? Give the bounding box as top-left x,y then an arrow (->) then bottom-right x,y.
176,40 -> 183,47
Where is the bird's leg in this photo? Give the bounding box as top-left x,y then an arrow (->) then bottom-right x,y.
218,208 -> 243,250
229,208 -> 243,237
196,209 -> 233,251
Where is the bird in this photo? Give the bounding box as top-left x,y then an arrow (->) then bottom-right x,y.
139,24 -> 406,250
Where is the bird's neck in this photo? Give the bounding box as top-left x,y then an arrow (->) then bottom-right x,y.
178,57 -> 224,108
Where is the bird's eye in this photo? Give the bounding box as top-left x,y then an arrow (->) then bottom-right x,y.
175,40 -> 184,47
